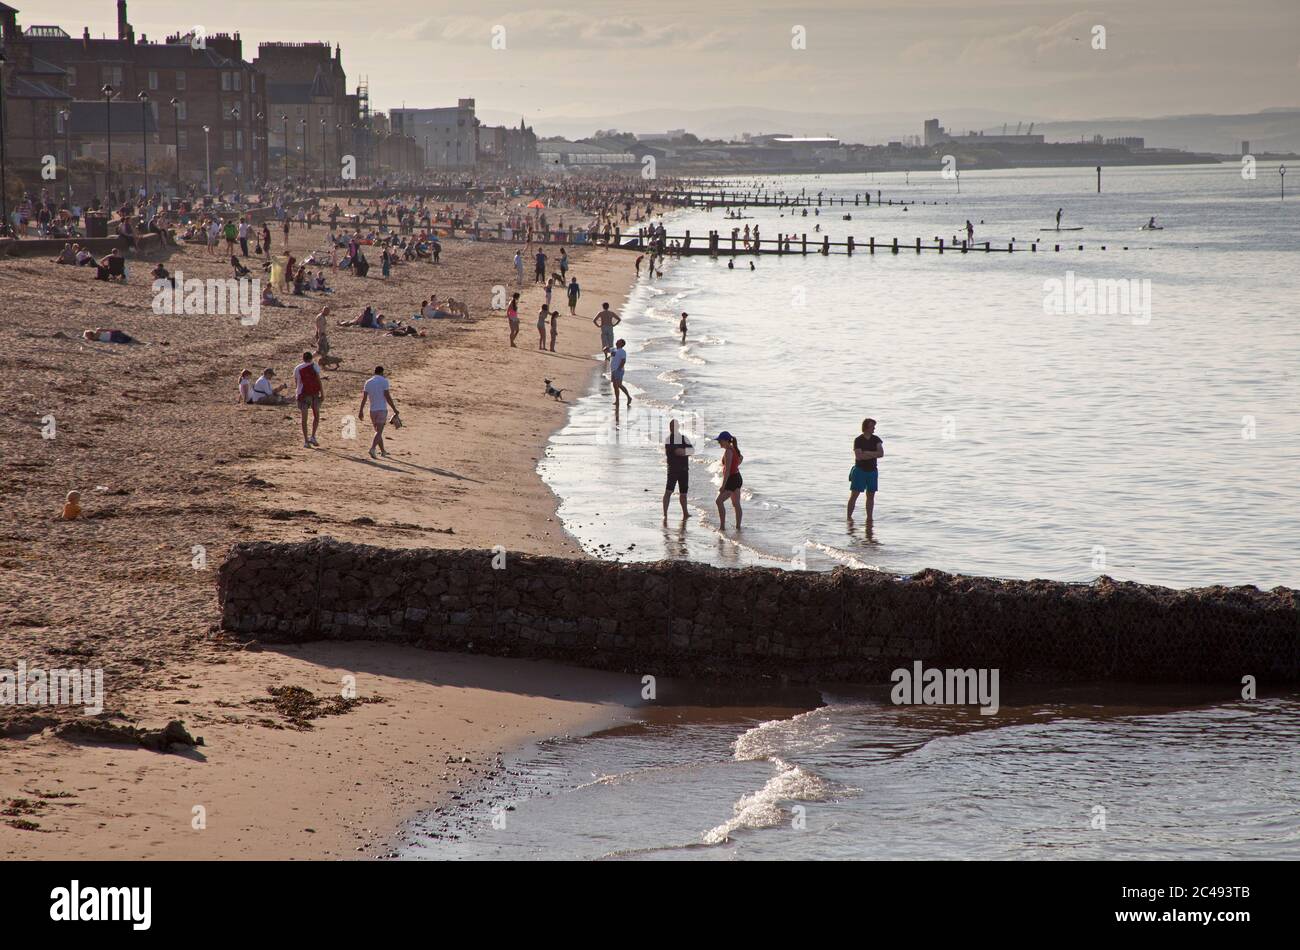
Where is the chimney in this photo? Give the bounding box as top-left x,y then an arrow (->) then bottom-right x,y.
117,0 -> 130,42
83,26 -> 91,49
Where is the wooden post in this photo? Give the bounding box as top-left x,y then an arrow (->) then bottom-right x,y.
822,236 -> 830,255
684,230 -> 691,251
938,238 -> 944,254
961,240 -> 968,254
915,237 -> 921,253
847,236 -> 855,255
802,233 -> 807,254
1055,244 -> 1060,252
891,237 -> 898,254
1031,243 -> 1036,252
869,236 -> 875,254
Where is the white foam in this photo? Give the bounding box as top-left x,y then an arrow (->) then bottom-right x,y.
702,757 -> 831,844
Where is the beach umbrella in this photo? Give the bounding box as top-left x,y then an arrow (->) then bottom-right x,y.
528,199 -> 546,209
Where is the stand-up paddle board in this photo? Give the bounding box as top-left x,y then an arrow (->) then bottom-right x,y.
1041,227 -> 1084,231
1140,225 -> 1164,230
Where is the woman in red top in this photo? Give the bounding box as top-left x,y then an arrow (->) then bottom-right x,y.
714,431 -> 743,529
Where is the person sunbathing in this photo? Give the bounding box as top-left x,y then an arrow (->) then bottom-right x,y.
338,305 -> 381,329
83,327 -> 138,344
231,255 -> 251,278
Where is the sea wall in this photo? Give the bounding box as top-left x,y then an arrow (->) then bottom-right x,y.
217,539 -> 1298,684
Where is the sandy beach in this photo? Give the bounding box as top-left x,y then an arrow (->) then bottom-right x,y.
0,207 -> 641,858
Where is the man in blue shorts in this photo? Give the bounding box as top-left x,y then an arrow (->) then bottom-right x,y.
848,417 -> 884,526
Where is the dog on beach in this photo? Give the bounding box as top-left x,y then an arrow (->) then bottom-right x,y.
544,378 -> 566,401
318,353 -> 343,370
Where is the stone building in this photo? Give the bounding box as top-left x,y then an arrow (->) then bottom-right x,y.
254,41 -> 355,181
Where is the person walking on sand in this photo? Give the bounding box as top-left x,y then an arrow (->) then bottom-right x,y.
549,309 -> 560,352
507,292 -> 521,347
359,365 -> 398,459
536,303 -> 549,350
714,431 -> 743,529
610,338 -> 632,408
847,417 -> 884,527
294,351 -> 324,448
594,303 -> 620,359
313,306 -> 331,363
559,247 -> 569,279
567,276 -> 580,316
663,418 -> 692,519
534,248 -> 547,283
513,249 -> 525,287
679,311 -> 688,344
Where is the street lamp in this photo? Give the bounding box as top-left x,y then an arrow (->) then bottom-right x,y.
202,124 -> 211,195
255,111 -> 264,182
101,83 -> 115,200
280,114 -> 288,181
169,98 -> 182,199
58,108 -> 72,205
1281,164 -> 1288,201
0,49 -> 8,232
319,117 -> 326,186
137,90 -> 149,201
299,117 -> 307,187
231,105 -> 241,186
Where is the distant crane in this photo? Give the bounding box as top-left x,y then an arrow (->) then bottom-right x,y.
1015,122 -> 1023,136
1028,122 -> 1034,136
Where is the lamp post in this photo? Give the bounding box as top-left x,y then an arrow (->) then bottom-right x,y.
169,98 -> 181,200
335,123 -> 342,185
299,117 -> 307,188
230,105 -> 241,187
137,90 -> 149,201
0,49 -> 8,233
101,83 -> 115,201
255,111 -> 264,183
1281,164 -> 1288,201
319,117 -> 326,187
202,124 -> 211,195
280,114 -> 288,181
58,108 -> 72,205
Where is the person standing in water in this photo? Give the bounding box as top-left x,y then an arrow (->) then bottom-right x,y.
594,303 -> 620,359
1055,208 -> 1063,229
679,311 -> 688,344
714,432 -> 743,529
847,417 -> 884,527
965,220 -> 974,244
610,338 -> 632,408
663,418 -> 692,519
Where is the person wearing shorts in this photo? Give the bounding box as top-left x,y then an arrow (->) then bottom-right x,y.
663,419 -> 692,519
848,417 -> 884,525
359,366 -> 398,459
610,338 -> 632,408
714,431 -> 743,529
294,351 -> 324,448
594,303 -> 620,358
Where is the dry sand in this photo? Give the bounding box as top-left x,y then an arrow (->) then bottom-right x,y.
0,208 -> 640,858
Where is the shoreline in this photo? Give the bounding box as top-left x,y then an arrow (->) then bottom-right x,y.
0,214 -> 649,859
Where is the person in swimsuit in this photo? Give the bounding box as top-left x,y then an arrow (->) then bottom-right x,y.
549,310 -> 559,352
714,431 -> 743,528
567,277 -> 580,316
610,338 -> 632,408
594,303 -> 620,359
537,303 -> 549,350
507,292 -> 520,347
679,311 -> 688,344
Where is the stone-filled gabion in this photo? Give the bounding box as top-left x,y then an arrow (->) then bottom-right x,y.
216,538 -> 1299,684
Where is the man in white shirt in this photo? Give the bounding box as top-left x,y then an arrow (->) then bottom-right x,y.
250,367 -> 288,404
358,366 -> 398,459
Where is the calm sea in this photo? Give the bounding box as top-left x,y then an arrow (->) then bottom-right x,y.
408,166 -> 1299,860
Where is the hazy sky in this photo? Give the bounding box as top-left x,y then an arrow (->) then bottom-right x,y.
48,0 -> 1300,124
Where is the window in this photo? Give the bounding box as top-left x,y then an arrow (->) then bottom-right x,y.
221,72 -> 231,92
148,70 -> 159,90
101,66 -> 123,86
223,132 -> 233,150
176,102 -> 187,120
232,72 -> 241,91
236,130 -> 243,149
66,66 -> 77,87
176,71 -> 186,91
178,129 -> 188,148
